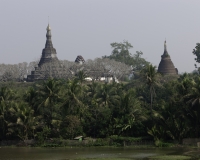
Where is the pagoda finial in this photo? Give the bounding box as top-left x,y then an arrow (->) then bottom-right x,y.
164,40 -> 167,51
46,23 -> 51,31
162,39 -> 170,57
46,17 -> 51,31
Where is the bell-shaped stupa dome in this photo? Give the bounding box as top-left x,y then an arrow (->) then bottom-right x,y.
158,41 -> 178,75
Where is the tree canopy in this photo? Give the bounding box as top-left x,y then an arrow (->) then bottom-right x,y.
104,40 -> 149,72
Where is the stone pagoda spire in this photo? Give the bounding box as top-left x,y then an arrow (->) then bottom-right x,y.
163,40 -> 168,56
38,23 -> 59,67
157,40 -> 178,75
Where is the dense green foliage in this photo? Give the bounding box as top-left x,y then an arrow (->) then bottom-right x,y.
0,41 -> 200,145
0,65 -> 200,146
193,43 -> 200,69
103,41 -> 149,72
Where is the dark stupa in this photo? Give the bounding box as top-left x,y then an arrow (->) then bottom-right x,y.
27,24 -> 66,81
38,24 -> 59,66
158,41 -> 178,75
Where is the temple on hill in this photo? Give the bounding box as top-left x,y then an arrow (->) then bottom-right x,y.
157,41 -> 178,75
27,24 -> 67,81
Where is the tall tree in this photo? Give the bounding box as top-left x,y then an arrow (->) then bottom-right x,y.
7,102 -> 39,141
185,77 -> 200,137
62,79 -> 84,118
141,64 -> 160,110
37,79 -> 61,129
113,89 -> 145,136
104,41 -> 149,74
24,87 -> 39,116
96,83 -> 119,107
0,87 -> 16,139
193,43 -> 200,71
105,40 -> 133,65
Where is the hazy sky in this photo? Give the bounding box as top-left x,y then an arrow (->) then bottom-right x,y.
1,0 -> 200,73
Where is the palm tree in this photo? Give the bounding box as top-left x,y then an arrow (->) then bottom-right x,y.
185,78 -> 200,107
37,79 -> 61,128
75,70 -> 87,86
96,83 -> 119,107
24,87 -> 39,115
0,87 -> 15,103
185,77 -> 200,137
178,75 -> 194,95
151,99 -> 190,144
114,89 -> 146,136
141,64 -> 160,110
7,102 -> 39,140
0,87 -> 15,139
62,79 -> 84,118
0,100 -> 10,140
86,80 -> 98,99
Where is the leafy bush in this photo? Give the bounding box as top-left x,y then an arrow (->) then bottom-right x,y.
36,126 -> 51,145
154,139 -> 173,147
92,138 -> 110,146
109,135 -> 145,146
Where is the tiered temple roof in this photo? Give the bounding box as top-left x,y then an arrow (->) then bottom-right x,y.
75,55 -> 85,64
27,24 -> 67,81
38,24 -> 59,66
157,41 -> 178,75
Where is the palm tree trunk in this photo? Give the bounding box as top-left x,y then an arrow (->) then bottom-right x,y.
50,106 -> 52,129
150,87 -> 154,121
196,114 -> 199,137
151,92 -> 152,111
150,86 -> 153,111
